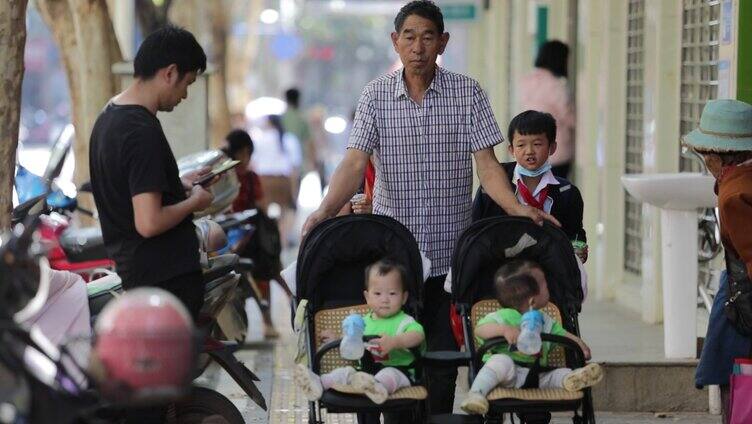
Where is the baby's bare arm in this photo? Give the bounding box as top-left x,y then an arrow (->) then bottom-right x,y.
564,331 -> 591,360
394,330 -> 424,349
476,323 -> 520,344
372,331 -> 424,355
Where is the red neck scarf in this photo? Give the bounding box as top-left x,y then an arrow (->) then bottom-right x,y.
517,181 -> 549,210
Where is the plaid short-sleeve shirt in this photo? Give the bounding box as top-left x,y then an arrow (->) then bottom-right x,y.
347,66 -> 503,276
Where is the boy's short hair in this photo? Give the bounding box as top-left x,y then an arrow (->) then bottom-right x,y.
134,25 -> 207,80
495,273 -> 540,310
364,258 -> 409,292
508,110 -> 557,146
394,1 -> 445,34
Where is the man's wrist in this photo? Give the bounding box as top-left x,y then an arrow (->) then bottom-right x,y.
187,194 -> 201,212
318,201 -> 339,218
503,202 -> 524,216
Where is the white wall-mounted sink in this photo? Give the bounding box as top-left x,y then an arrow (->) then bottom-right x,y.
620,172 -> 717,359
621,172 -> 717,211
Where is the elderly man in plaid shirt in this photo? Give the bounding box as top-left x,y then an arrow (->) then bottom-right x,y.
303,1 -> 559,415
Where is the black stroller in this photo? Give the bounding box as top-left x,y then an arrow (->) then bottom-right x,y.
296,214 -> 427,423
449,217 -> 595,424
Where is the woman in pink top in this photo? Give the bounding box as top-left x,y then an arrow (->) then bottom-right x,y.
519,40 -> 575,178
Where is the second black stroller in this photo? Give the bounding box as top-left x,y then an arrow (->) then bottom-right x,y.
449,217 -> 595,424
295,214 -> 427,423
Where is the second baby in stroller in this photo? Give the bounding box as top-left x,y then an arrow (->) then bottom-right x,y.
460,260 -> 603,415
295,259 -> 425,404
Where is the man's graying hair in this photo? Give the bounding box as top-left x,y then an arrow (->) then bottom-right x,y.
694,148 -> 752,166
395,1 -> 445,34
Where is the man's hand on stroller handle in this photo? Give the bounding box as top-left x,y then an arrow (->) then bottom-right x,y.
513,204 -> 561,227
565,332 -> 592,360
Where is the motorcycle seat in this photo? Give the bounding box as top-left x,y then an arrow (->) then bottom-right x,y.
59,226 -> 110,263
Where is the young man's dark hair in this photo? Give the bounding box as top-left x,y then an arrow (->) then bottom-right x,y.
394,0 -> 445,34
223,128 -> 255,158
364,258 -> 410,292
133,25 -> 207,79
507,110 -> 557,147
285,88 -> 300,108
534,40 -> 570,78
495,273 -> 540,310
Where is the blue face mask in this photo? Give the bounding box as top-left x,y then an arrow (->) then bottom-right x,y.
515,161 -> 552,178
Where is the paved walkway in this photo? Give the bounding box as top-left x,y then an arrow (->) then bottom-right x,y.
579,297 -> 709,363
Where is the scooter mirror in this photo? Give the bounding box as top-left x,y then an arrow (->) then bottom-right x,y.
42,124 -> 74,184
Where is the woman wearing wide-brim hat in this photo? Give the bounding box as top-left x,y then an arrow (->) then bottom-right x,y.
687,99 -> 752,423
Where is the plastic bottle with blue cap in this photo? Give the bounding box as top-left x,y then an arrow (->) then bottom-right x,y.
517,309 -> 544,355
340,313 -> 365,360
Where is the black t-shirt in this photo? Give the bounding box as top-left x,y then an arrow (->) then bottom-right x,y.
89,103 -> 200,288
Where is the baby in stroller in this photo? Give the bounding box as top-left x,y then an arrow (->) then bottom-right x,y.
461,259 -> 603,415
295,259 -> 425,404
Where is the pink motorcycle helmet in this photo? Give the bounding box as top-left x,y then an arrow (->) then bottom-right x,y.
94,288 -> 196,403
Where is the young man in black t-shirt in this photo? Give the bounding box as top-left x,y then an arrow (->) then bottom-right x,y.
89,26 -> 213,319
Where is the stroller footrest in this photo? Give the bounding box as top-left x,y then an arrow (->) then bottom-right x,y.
428,414 -> 483,424
422,351 -> 471,367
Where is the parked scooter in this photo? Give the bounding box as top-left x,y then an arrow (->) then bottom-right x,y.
14,165 -> 114,282
12,150 -> 253,344
1,126 -> 261,423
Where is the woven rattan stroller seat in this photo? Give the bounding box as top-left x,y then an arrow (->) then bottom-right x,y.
330,384 -> 429,400
487,387 -> 583,401
470,299 -> 567,367
471,300 -> 583,402
314,304 -> 427,401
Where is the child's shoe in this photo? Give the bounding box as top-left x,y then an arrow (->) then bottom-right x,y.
563,363 -> 603,392
294,364 -> 323,401
460,391 -> 489,415
350,371 -> 389,404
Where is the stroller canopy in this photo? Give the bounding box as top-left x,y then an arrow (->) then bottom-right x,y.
451,217 -> 582,326
296,215 -> 423,314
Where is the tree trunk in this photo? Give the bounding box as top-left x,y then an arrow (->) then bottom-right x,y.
36,0 -> 83,181
171,0 -> 232,149
208,0 -> 231,147
0,1 -> 29,229
39,0 -> 122,225
68,0 -> 122,224
168,0 -> 203,33
226,0 -> 263,116
134,0 -> 172,36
